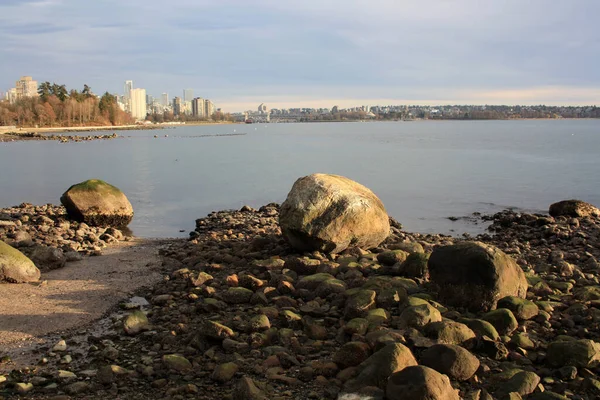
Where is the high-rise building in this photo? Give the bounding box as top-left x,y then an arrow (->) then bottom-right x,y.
192,97 -> 205,118
130,88 -> 147,121
183,89 -> 194,102
15,76 -> 39,99
161,93 -> 169,107
123,80 -> 133,112
173,97 -> 182,116
6,88 -> 18,104
258,103 -> 267,113
204,99 -> 215,117
146,94 -> 153,105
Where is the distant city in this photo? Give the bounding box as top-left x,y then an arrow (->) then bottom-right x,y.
2,76 -> 599,125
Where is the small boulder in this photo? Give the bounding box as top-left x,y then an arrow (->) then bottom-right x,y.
213,362 -> 239,383
0,239 -> 40,283
420,344 -> 480,381
27,245 -> 66,271
428,241 -> 527,312
424,320 -> 476,346
398,303 -> 442,329
279,173 -> 390,253
549,200 -> 600,218
546,339 -> 600,368
345,343 -> 417,391
162,354 -> 192,372
497,296 -> 539,320
333,342 -> 372,369
60,179 -> 134,226
386,365 -> 460,400
344,289 -> 377,318
483,309 -> 519,335
235,376 -> 267,400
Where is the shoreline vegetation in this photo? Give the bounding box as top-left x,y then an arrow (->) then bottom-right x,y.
1,178 -> 599,398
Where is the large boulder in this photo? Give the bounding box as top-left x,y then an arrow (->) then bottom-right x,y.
279,174 -> 390,253
60,179 -> 133,227
549,200 -> 600,218
0,239 -> 41,283
428,241 -> 527,312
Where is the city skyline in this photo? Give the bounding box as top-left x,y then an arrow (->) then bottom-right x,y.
1,1 -> 599,112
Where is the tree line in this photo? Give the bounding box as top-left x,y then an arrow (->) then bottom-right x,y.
0,82 -> 133,127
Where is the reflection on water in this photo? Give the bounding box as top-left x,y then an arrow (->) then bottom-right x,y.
1,120 -> 599,238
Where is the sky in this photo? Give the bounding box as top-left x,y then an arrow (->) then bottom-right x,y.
0,0 -> 599,112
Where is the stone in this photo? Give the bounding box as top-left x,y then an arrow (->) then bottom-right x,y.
201,320 -> 235,340
296,273 -> 336,291
279,173 -> 390,253
213,362 -> 239,383
0,239 -> 40,283
345,343 -> 417,391
235,376 -> 267,400
458,318 -> 500,341
344,289 -> 377,318
123,310 -> 150,335
223,287 -> 254,304
483,309 -> 519,335
399,252 -> 430,279
386,365 -> 460,400
424,320 -> 476,346
249,314 -> 271,332
333,342 -> 372,369
390,242 -> 424,254
499,371 -> 541,397
60,179 -> 134,226
162,354 -> 192,372
428,241 -> 527,311
285,256 -> 321,275
28,245 -> 66,271
546,339 -> 600,368
344,318 -> 369,336
497,296 -> 539,320
398,303 -> 442,329
52,339 -> 67,352
549,199 -> 600,218
64,381 -> 89,395
420,344 -> 480,381
377,250 -> 409,266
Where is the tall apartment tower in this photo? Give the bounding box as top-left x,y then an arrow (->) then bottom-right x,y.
173,97 -> 182,116
130,88 -> 147,121
161,93 -> 169,107
15,76 -> 39,99
183,89 -> 194,102
204,99 -> 215,117
191,98 -> 205,117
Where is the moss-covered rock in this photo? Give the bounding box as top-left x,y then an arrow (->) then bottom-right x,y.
497,296 -> 539,320
60,179 -> 133,226
0,239 -> 40,283
483,308 -> 519,335
546,339 -> 600,368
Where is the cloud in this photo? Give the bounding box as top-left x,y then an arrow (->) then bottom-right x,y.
1,0 -> 599,111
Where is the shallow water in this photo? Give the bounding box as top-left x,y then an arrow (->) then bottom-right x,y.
1,120 -> 598,238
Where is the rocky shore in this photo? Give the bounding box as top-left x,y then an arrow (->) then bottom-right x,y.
1,182 -> 600,399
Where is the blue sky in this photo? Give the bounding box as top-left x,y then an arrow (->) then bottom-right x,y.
0,0 -> 598,111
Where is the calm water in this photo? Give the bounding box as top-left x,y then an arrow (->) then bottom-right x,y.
0,120 -> 598,238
